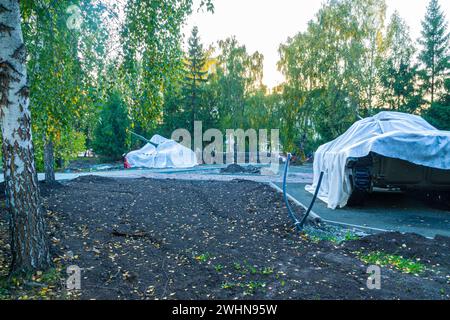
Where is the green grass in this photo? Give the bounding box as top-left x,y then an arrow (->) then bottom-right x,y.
261,267 -> 274,275
194,253 -> 211,263
219,261 -> 276,295
221,282 -> 235,290
233,262 -> 243,272
357,251 -> 426,274
302,227 -> 362,244
214,264 -> 224,272
232,261 -> 276,276
244,261 -> 258,275
344,231 -> 360,241
305,233 -> 338,244
243,281 -> 266,295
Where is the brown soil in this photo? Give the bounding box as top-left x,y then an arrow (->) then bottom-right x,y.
0,176 -> 449,300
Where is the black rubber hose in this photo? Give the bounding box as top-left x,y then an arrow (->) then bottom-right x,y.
299,171 -> 324,229
282,153 -> 324,231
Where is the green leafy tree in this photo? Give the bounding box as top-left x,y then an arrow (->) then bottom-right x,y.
278,32 -> 315,152
418,0 -> 449,105
22,0 -> 109,182
215,37 -> 264,129
120,0 -> 214,137
23,1 -> 82,183
380,12 -> 422,113
352,0 -> 387,115
92,91 -> 130,160
278,0 -> 388,149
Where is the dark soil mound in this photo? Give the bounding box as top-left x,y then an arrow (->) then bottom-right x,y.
39,181 -> 66,197
70,175 -> 117,184
0,180 -> 66,199
220,164 -> 261,174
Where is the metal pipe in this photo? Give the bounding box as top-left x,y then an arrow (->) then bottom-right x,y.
130,131 -> 155,146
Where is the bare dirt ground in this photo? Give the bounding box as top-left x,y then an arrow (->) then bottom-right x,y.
0,176 -> 449,300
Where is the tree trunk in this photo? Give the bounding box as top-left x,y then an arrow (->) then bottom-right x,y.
44,136 -> 56,184
431,72 -> 435,105
0,0 -> 50,273
431,53 -> 435,105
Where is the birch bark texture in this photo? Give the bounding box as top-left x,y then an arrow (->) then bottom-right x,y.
0,0 -> 50,272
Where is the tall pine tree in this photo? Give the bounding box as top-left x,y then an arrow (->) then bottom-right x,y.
183,26 -> 208,133
418,0 -> 449,105
92,91 -> 130,160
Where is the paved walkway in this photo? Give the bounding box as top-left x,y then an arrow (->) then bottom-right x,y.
0,164 -> 314,184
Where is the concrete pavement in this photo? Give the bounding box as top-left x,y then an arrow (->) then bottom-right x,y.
274,181 -> 450,239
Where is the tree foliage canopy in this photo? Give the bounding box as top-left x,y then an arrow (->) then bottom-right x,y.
6,0 -> 450,165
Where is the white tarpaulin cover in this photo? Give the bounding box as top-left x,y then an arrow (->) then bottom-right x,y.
125,135 -> 198,169
306,111 -> 450,209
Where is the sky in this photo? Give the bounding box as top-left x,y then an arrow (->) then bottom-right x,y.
183,0 -> 450,89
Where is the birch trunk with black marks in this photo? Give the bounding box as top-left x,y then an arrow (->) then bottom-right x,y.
44,137 -> 55,184
0,0 -> 50,273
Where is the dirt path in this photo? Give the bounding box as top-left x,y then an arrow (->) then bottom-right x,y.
1,176 -> 449,300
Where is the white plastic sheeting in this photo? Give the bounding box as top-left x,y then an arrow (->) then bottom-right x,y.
125,135 -> 198,169
306,112 -> 450,209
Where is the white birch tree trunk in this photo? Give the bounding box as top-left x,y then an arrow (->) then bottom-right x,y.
0,0 -> 50,273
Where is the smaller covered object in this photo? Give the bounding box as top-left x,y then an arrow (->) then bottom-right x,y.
306,112 -> 450,209
125,135 -> 198,169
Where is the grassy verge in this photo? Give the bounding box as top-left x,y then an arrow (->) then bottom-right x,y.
356,251 -> 426,275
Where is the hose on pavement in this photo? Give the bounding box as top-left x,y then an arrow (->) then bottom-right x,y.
282,153 -> 324,231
